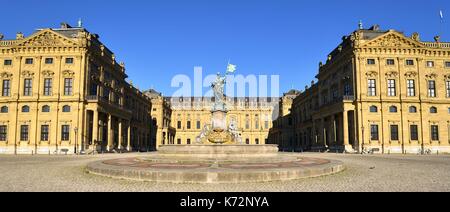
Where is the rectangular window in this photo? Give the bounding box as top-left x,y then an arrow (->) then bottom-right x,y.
406,60 -> 414,66
177,139 -> 181,145
25,58 -> 33,65
64,78 -> 73,96
391,125 -> 399,141
0,125 -> 7,141
387,79 -> 396,96
90,83 -> 98,96
428,80 -> 436,97
20,125 -> 29,141
65,58 -> 74,64
43,78 -> 52,96
41,125 -> 49,141
371,125 -> 379,141
431,125 -> 439,141
367,59 -> 376,65
410,125 -> 419,141
45,58 -> 53,64
255,120 -> 259,130
407,79 -> 415,97
61,125 -> 70,141
177,121 -> 182,129
103,88 -> 110,101
24,79 -> 32,96
368,79 -> 376,96
246,139 -> 250,145
187,139 -> 191,145
196,121 -> 201,130
344,82 -> 352,95
446,81 -> 450,98
187,121 -> 191,130
4,60 -> 12,66
386,59 -> 395,66
265,120 -> 269,130
255,139 -> 260,145
2,79 -> 10,97
445,61 -> 450,68
426,61 -> 435,68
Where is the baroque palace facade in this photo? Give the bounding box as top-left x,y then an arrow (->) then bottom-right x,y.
2,22 -> 450,155
270,25 -> 450,154
143,91 -> 279,150
0,23 -> 152,154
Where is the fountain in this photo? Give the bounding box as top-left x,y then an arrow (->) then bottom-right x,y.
86,64 -> 345,183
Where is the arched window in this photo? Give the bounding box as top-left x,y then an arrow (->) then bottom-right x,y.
409,106 -> 417,113
62,105 -> 71,113
389,106 -> 398,113
42,105 -> 50,113
430,107 -> 438,114
22,106 -> 30,113
370,106 -> 378,113
0,106 -> 8,113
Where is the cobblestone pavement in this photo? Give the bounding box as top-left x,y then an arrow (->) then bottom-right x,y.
0,153 -> 449,192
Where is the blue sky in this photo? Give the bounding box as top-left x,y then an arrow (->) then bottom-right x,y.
1,0 -> 449,96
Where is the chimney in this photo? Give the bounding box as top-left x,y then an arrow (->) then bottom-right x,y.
60,22 -> 72,29
16,32 -> 24,40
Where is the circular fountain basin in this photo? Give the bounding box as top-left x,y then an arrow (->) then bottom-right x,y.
86,145 -> 345,184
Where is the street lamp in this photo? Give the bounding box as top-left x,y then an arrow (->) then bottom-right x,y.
74,127 -> 78,155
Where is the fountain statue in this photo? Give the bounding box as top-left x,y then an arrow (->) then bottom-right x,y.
196,64 -> 242,144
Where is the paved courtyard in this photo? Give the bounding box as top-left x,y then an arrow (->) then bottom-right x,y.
0,153 -> 449,192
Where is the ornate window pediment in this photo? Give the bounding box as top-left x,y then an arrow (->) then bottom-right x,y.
425,73 -> 438,79
444,75 -> 450,80
365,71 -> 378,78
62,70 -> 75,77
385,71 -> 399,78
0,72 -> 13,78
21,70 -> 35,78
42,70 -> 55,77
404,71 -> 418,78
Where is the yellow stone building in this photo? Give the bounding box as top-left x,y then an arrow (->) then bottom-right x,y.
274,25 -> 450,154
159,97 -> 279,149
0,23 -> 152,154
144,89 -> 176,150
268,90 -> 300,151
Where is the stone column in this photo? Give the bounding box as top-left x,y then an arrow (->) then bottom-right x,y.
343,111 -> 349,147
332,115 -> 337,146
118,119 -> 123,150
342,111 -> 353,152
127,121 -> 131,151
92,110 -> 99,147
107,114 -> 113,151
321,118 -> 326,147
